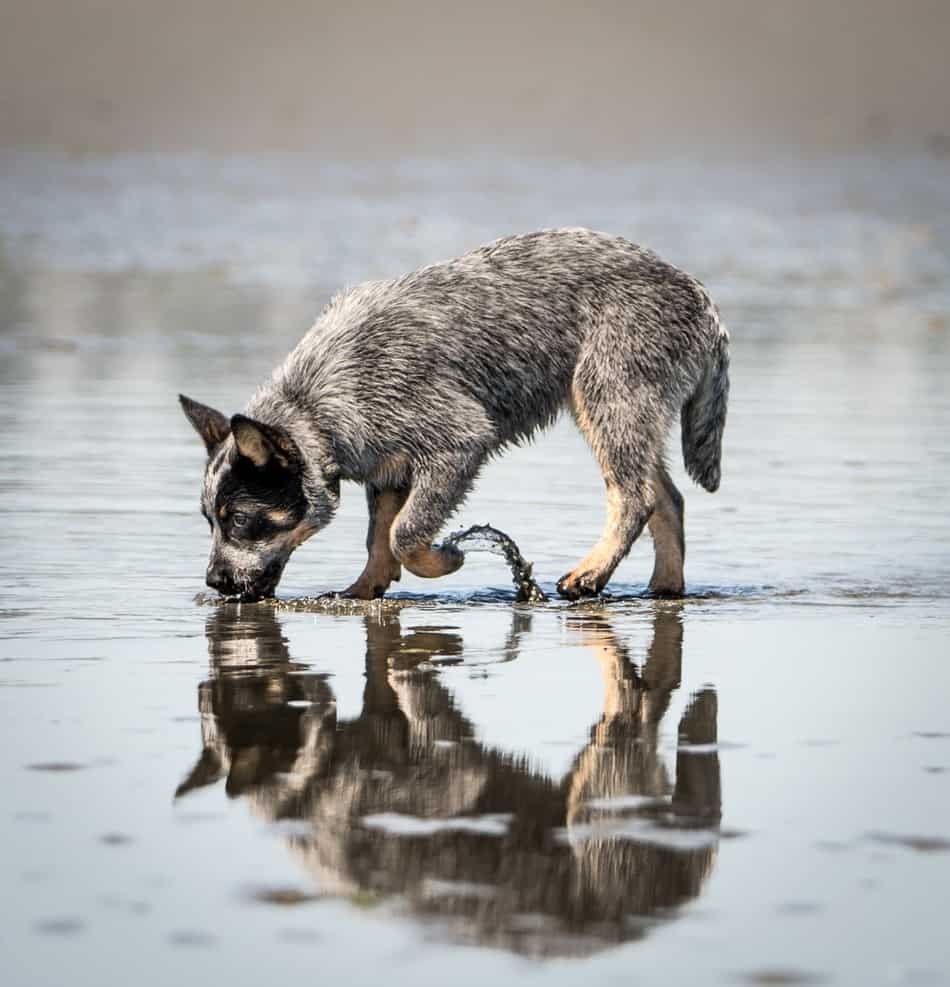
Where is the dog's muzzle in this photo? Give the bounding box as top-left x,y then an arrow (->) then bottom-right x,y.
206,559 -> 285,602
206,562 -> 240,597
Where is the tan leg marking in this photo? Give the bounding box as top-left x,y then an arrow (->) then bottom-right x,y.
343,490 -> 405,600
387,476 -> 467,580
558,387 -> 629,597
558,383 -> 657,599
395,543 -> 464,579
648,462 -> 685,596
558,483 -> 638,598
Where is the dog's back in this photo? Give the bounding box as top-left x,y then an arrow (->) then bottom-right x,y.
266,228 -> 724,468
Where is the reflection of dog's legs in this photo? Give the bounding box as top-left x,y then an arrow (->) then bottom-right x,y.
343,488 -> 407,599
281,685 -> 338,801
362,614 -> 472,750
639,608 -> 683,724
648,460 -> 686,596
501,611 -> 533,664
575,617 -> 640,722
673,688 -> 721,823
566,611 -> 684,820
362,615 -> 406,715
573,611 -> 683,723
390,459 -> 482,579
566,618 -> 656,820
387,666 -> 471,751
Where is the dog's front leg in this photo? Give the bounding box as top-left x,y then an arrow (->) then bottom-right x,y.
340,487 -> 407,600
389,461 -> 481,580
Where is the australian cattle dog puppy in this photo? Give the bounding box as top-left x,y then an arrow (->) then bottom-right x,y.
180,229 -> 729,601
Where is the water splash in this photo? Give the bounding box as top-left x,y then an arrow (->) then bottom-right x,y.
442,524 -> 547,603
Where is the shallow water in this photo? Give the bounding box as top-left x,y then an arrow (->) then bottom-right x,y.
1,150 -> 950,986
442,525 -> 548,602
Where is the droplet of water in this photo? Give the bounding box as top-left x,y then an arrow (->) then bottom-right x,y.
441,525 -> 547,603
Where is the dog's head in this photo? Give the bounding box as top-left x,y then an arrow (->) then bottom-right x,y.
179,395 -> 336,600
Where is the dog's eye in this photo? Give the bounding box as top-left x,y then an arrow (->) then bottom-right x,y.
231,512 -> 249,529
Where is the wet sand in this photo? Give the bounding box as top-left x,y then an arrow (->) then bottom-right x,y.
1,150 -> 950,985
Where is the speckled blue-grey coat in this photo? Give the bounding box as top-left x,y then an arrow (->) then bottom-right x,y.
180,228 -> 730,600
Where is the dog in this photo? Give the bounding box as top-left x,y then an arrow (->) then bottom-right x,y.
180,228 -> 729,601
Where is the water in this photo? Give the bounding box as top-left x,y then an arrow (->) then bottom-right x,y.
1,150 -> 950,986
443,525 -> 548,603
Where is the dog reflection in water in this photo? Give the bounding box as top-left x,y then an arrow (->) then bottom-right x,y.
177,605 -> 721,957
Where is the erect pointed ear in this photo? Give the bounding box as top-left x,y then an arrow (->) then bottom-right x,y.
230,415 -> 301,470
179,394 -> 230,455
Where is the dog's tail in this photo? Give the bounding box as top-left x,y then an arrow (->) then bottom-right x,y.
681,308 -> 730,493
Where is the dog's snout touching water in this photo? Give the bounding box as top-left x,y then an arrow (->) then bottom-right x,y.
205,562 -> 235,597
181,229 -> 729,602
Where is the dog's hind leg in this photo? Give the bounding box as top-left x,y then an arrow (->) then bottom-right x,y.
342,487 -> 407,600
558,371 -> 673,600
647,460 -> 685,596
389,460 -> 481,580
556,481 -> 653,600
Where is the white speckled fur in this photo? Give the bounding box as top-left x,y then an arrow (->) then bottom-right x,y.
184,228 -> 730,598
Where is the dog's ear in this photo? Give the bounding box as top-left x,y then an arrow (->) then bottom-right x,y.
179,395 -> 230,455
231,415 -> 301,471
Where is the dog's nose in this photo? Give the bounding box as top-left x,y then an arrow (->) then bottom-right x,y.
206,564 -> 235,595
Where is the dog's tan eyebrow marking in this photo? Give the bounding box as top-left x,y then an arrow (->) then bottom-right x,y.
266,509 -> 293,527
217,505 -> 228,519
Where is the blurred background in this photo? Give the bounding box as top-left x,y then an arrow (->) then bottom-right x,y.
3,0 -> 950,155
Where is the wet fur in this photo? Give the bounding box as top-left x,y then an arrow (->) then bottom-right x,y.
181,228 -> 730,600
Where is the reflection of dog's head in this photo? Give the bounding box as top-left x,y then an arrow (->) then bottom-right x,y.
179,395 -> 339,600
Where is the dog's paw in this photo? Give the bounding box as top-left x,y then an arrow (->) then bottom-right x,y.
336,581 -> 388,601
647,579 -> 685,598
316,590 -> 346,601
316,588 -> 376,602
439,543 -> 465,574
556,569 -> 606,601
